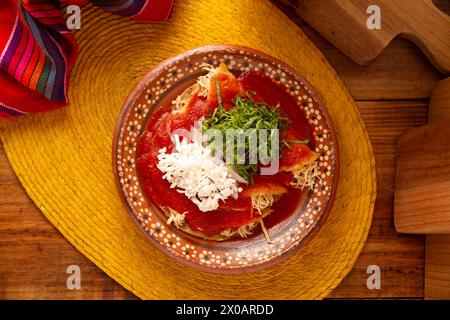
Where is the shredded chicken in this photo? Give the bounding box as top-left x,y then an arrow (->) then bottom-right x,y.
259,218 -> 272,244
197,63 -> 216,97
172,84 -> 199,111
290,161 -> 320,190
220,222 -> 257,238
251,194 -> 274,214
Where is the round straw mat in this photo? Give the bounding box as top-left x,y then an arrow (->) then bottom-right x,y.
0,0 -> 376,299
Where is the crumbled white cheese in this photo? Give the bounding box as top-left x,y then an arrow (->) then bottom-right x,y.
157,135 -> 242,212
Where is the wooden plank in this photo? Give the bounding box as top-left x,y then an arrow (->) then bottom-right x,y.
0,100 -> 427,299
429,78 -> 450,120
0,144 -> 136,300
424,78 -> 450,299
425,234 -> 450,299
329,101 -> 427,298
272,0 -> 446,100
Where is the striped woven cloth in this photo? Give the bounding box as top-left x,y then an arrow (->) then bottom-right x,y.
0,0 -> 174,118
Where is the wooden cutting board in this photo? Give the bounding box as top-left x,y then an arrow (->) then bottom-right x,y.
280,0 -> 450,74
394,77 -> 450,299
394,121 -> 450,233
394,78 -> 450,233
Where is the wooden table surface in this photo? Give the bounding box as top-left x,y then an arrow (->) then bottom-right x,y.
0,1 -> 448,300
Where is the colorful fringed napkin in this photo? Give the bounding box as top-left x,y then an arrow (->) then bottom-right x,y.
0,0 -> 174,118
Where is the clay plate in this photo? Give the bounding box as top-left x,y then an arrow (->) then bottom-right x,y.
112,45 -> 339,273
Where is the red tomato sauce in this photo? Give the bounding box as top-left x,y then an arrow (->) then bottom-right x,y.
136,71 -> 314,237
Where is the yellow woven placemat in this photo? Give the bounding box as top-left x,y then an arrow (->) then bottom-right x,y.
0,0 -> 376,299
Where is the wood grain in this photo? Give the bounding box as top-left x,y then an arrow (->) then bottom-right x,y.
425,235 -> 450,299
0,101 -> 426,299
392,76 -> 450,298
394,122 -> 450,234
277,0 -> 450,74
329,101 -> 427,298
429,78 -> 450,120
394,78 -> 450,234
273,1 -> 445,100
425,78 -> 450,299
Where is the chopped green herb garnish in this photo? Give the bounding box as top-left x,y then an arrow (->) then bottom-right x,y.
202,92 -> 290,183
